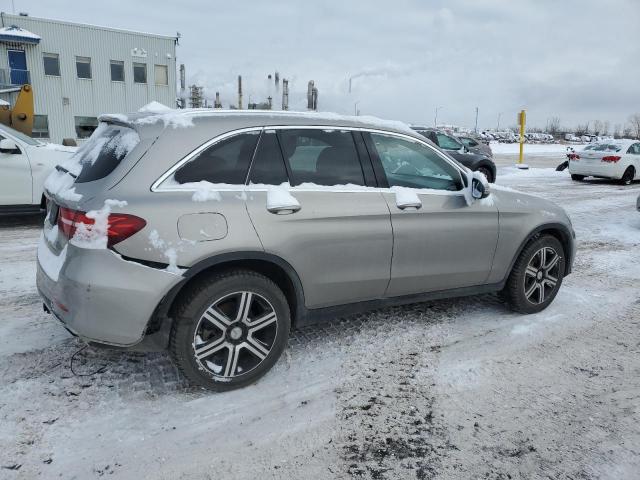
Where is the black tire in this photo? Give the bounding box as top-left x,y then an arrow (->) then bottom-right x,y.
477,165 -> 494,183
620,166 -> 635,186
504,235 -> 565,314
170,270 -> 291,391
571,174 -> 585,181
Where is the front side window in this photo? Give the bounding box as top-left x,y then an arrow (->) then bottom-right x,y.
154,64 -> 168,85
74,116 -> 98,139
370,133 -> 462,191
133,62 -> 147,83
174,132 -> 260,185
43,53 -> 60,76
462,137 -> 478,147
277,129 -> 364,186
436,133 -> 463,151
32,115 -> 49,138
76,56 -> 91,79
110,60 -> 124,82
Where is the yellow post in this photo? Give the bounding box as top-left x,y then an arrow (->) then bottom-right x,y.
517,109 -> 528,169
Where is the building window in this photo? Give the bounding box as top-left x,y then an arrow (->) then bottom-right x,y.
76,56 -> 92,79
110,60 -> 124,82
74,116 -> 98,139
43,53 -> 60,76
133,62 -> 147,83
154,64 -> 168,85
32,115 -> 50,138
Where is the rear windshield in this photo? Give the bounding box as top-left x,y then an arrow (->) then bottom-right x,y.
73,123 -> 140,183
583,143 -> 621,152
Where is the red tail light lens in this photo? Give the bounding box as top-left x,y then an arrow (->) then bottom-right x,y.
602,156 -> 621,163
57,207 -> 146,247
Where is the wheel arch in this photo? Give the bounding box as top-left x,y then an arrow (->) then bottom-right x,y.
505,223 -> 574,282
146,251 -> 306,344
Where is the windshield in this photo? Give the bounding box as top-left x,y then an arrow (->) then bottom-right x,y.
0,123 -> 41,146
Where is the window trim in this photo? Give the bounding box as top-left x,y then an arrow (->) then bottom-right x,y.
152,125 -> 468,194
133,62 -> 147,84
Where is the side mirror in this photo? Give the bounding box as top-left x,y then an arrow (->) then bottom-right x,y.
471,172 -> 490,199
0,138 -> 20,154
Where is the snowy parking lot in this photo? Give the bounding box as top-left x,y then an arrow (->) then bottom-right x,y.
1,153 -> 639,479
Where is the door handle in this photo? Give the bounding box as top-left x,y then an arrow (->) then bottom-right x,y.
267,204 -> 301,215
397,201 -> 422,210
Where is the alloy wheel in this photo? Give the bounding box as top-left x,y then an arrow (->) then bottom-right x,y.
523,247 -> 561,305
192,291 -> 278,378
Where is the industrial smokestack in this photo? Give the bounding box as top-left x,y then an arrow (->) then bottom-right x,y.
179,64 -> 185,90
214,92 -> 222,108
267,96 -> 273,110
311,86 -> 318,111
282,79 -> 289,111
275,71 -> 280,91
307,81 -> 314,110
238,75 -> 243,110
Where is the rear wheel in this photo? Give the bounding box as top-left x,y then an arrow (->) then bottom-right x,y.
504,235 -> 565,314
170,270 -> 290,391
620,166 -> 635,185
571,174 -> 585,181
477,165 -> 494,183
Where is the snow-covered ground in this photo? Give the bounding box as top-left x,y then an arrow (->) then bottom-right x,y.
490,142 -> 579,156
1,159 -> 639,479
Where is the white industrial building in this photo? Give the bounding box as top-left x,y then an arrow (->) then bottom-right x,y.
0,13 -> 177,142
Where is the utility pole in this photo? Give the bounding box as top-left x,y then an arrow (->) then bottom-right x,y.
497,112 -> 502,131
434,106 -> 443,127
237,75 -> 243,110
354,101 -> 360,116
282,79 -> 289,110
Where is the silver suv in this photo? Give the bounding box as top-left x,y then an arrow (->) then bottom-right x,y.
37,111 -> 575,390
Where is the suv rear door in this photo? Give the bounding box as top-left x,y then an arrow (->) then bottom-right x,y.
364,131 -> 498,296
245,127 -> 392,309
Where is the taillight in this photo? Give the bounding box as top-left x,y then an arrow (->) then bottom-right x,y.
568,153 -> 580,160
57,207 -> 146,247
602,156 -> 621,163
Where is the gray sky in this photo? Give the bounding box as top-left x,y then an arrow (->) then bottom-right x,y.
11,0 -> 640,131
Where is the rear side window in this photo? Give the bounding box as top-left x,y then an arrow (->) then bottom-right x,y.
248,130 -> 288,185
436,133 -> 462,151
174,132 -> 259,185
277,129 -> 365,186
74,123 -> 140,183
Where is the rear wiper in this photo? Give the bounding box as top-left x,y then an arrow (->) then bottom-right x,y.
55,164 -> 77,179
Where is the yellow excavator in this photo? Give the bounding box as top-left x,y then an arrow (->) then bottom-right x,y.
0,84 -> 34,136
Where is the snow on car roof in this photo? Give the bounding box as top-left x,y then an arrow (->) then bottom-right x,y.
100,108 -> 417,137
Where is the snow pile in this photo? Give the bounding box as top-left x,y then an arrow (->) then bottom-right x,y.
490,142 -> 576,156
37,234 -> 67,281
41,143 -> 77,153
267,184 -> 300,210
104,113 -> 129,123
138,101 -> 172,114
0,25 -> 41,42
43,169 -> 82,202
136,108 -> 194,129
191,181 -> 223,202
148,230 -> 184,275
70,200 -> 127,249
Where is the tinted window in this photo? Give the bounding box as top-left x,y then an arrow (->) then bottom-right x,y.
75,124 -> 140,183
277,129 -> 364,186
249,130 -> 288,185
43,53 -> 60,76
370,133 -> 462,191
76,56 -> 91,79
110,60 -> 124,81
436,133 -> 462,150
174,132 -> 260,185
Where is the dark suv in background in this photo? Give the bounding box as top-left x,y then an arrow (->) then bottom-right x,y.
411,127 -> 496,182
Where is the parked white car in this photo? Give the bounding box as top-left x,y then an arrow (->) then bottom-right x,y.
0,124 -> 75,215
569,139 -> 640,185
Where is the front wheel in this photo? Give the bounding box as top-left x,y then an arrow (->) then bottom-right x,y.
170,270 -> 291,391
504,235 -> 565,314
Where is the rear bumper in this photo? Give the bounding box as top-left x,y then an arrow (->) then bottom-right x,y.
36,235 -> 182,347
568,160 -> 624,179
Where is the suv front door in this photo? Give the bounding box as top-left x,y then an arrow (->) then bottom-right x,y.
364,131 -> 499,297
245,128 -> 392,309
0,135 -> 31,205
